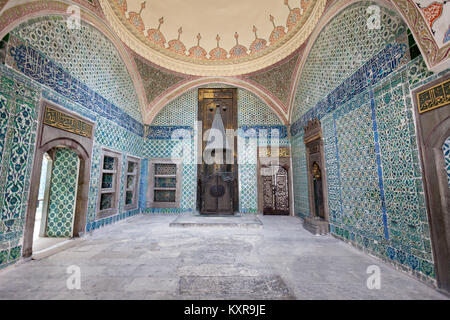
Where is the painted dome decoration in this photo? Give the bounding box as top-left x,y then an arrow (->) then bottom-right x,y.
209,35 -> 228,60
249,26 -> 268,54
101,0 -> 327,75
167,27 -> 187,55
229,32 -> 248,59
147,17 -> 166,48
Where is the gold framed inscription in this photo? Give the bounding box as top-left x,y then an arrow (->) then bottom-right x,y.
417,79 -> 450,114
43,106 -> 93,138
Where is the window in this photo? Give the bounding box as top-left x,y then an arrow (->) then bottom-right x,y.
407,28 -> 421,60
97,149 -> 122,218
147,159 -> 182,208
124,156 -> 140,210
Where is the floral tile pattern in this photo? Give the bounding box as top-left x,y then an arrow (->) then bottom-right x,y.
46,147 -> 79,237
292,1 -> 407,123
289,2 -> 441,284
0,68 -> 39,268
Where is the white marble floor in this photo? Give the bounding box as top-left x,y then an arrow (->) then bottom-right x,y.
0,214 -> 447,300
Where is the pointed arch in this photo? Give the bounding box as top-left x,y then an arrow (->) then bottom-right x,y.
0,0 -> 147,121
147,77 -> 288,125
288,0 -> 449,124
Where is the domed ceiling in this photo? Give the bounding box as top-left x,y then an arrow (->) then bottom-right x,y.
99,0 -> 327,76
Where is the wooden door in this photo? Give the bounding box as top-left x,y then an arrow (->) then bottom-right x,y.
197,88 -> 238,214
262,166 -> 289,215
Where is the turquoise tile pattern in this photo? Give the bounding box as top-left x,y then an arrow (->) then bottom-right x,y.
291,1 -> 407,123
145,87 -> 287,213
0,68 -> 40,268
46,147 -> 79,237
289,0 -> 443,285
0,17 -> 145,266
11,16 -> 142,122
291,132 -> 309,218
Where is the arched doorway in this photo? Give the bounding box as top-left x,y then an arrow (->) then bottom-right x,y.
31,147 -> 80,252
23,102 -> 94,257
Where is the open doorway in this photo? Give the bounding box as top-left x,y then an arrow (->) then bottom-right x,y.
23,102 -> 94,258
32,147 -> 80,253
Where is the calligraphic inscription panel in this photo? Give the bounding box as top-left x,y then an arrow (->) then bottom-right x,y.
259,147 -> 291,158
417,79 -> 450,114
43,106 -> 93,138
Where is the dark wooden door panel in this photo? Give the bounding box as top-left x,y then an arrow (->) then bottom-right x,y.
262,166 -> 289,216
198,88 -> 238,215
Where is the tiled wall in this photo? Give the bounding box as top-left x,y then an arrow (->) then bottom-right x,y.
145,86 -> 288,213
0,71 -> 39,268
46,147 -> 79,237
291,133 -> 309,218
291,1 -> 407,123
0,17 -> 145,268
289,1 -> 447,284
237,89 -> 289,213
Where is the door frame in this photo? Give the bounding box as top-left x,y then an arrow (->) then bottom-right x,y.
257,146 -> 293,216
22,100 -> 94,257
412,74 -> 450,292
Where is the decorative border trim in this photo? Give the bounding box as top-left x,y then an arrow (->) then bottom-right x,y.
238,125 -> 288,139
7,38 -> 144,136
391,0 -> 450,73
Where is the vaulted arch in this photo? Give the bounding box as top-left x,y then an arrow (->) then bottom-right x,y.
288,0 -> 449,123
0,0 -> 147,121
147,77 -> 288,125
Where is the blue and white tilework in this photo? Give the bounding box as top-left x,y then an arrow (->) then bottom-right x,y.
291,2 -> 442,282
11,16 -> 142,122
289,2 -> 441,284
145,86 -> 287,213
0,67 -> 40,268
46,147 -> 79,237
291,132 -> 309,218
291,1 -> 407,123
443,136 -> 450,189
0,19 -> 145,245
